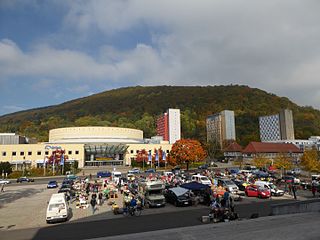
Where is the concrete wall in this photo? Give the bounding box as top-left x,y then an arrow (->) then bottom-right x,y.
271,199 -> 320,216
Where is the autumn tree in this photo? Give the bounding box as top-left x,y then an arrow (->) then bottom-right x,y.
252,154 -> 271,169
168,139 -> 207,170
136,149 -> 149,169
273,153 -> 293,176
300,149 -> 320,174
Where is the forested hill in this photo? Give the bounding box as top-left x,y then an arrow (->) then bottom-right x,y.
1,85 -> 320,146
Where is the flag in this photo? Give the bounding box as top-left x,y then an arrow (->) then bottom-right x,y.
148,150 -> 152,162
60,154 -> 64,166
43,157 -> 48,166
155,150 -> 159,162
162,151 -> 166,161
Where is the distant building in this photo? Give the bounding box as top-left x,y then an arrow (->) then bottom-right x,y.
242,141 -> 302,161
0,133 -> 29,145
206,110 -> 236,149
156,109 -> 181,144
259,109 -> 295,142
223,142 -> 243,160
270,136 -> 320,151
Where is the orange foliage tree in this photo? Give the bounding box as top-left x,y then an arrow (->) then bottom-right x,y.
168,139 -> 207,170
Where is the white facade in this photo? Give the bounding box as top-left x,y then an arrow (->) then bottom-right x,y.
206,110 -> 236,149
168,109 -> 181,144
222,110 -> 236,140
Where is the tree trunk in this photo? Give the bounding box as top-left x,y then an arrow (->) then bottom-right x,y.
186,162 -> 189,171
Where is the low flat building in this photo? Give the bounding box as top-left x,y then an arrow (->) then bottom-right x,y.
242,141 -> 302,162
0,126 -> 172,169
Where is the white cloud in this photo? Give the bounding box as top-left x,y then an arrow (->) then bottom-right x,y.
2,0 -> 320,111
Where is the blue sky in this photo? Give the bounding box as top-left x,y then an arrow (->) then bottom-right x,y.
1,0 -> 320,116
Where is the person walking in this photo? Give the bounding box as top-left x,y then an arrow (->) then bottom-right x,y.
311,183 -> 317,197
98,191 -> 103,205
1,184 -> 4,192
90,196 -> 97,215
292,184 -> 297,200
223,188 -> 230,208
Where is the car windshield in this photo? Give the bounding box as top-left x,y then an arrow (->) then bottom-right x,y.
49,203 -> 65,211
224,180 -> 234,185
200,177 -> 209,181
269,184 -> 277,189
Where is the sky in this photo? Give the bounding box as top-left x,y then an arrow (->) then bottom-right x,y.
1,0 -> 320,116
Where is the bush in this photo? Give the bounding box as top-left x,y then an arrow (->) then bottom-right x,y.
8,171 -> 23,179
28,168 -> 44,177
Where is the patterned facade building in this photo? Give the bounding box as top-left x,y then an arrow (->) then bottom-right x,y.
259,109 -> 295,142
206,110 -> 236,149
156,109 -> 181,144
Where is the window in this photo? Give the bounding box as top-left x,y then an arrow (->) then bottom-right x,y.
166,150 -> 169,153
37,151 -> 41,156
20,151 -> 24,156
68,151 -> 72,155
45,151 -> 49,155
130,150 -> 134,154
28,151 -> 32,156
136,150 -> 139,154
12,151 -> 16,156
2,152 -> 6,156
75,150 -> 79,155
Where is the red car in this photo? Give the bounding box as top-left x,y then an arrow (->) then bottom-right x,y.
245,185 -> 271,198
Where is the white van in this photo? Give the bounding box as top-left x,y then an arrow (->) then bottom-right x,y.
112,171 -> 122,185
191,174 -> 212,186
46,193 -> 69,223
255,181 -> 284,196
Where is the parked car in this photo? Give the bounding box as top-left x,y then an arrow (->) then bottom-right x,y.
254,181 -> 284,196
47,180 -> 58,189
0,179 -> 11,184
245,185 -> 271,198
145,169 -> 156,173
16,177 -> 34,183
66,174 -> 78,180
232,179 -> 248,191
171,166 -> 181,174
217,178 -> 239,193
191,174 -> 212,186
128,168 -> 141,174
97,171 -> 112,178
198,164 -> 209,170
164,187 -> 192,207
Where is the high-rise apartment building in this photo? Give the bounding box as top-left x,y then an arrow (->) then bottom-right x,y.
206,110 -> 236,149
259,109 -> 295,142
156,109 -> 181,144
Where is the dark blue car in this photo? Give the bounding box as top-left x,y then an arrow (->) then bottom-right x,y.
145,169 -> 156,173
47,180 -> 58,188
97,171 -> 112,178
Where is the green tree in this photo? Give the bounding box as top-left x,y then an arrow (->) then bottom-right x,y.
135,113 -> 156,138
0,162 -> 13,176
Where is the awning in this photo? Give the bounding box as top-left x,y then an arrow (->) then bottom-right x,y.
180,181 -> 210,191
11,160 -> 32,164
170,187 -> 189,196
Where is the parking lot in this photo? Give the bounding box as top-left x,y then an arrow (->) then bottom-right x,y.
0,178 -> 305,231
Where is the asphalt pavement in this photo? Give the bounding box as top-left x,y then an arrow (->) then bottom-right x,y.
1,199 -> 296,240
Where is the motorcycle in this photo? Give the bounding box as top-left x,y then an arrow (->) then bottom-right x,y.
209,206 -> 231,223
